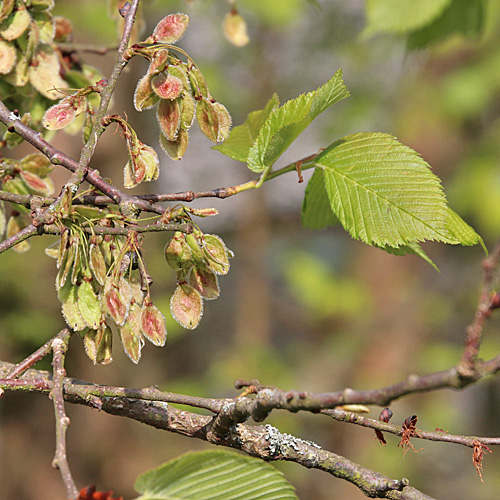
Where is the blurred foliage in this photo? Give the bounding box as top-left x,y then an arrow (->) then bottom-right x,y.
2,1 -> 500,500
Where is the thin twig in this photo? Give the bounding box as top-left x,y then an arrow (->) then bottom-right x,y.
6,330 -> 69,379
57,42 -> 119,55
459,238 -> 500,375
321,408 -> 500,448
50,330 -> 78,500
0,223 -> 39,255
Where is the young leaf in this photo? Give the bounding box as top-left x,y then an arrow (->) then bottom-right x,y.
301,168 -> 340,230
134,450 -> 298,500
407,0 -> 485,50
246,70 -> 349,173
312,132 -> 482,248
213,93 -> 279,162
363,0 -> 452,37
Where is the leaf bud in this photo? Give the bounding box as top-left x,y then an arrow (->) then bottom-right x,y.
147,13 -> 189,44
223,9 -> 250,47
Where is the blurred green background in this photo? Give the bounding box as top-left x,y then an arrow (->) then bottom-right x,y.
2,1 -> 500,499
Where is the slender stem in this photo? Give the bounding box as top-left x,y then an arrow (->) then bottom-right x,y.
321,408 -> 500,448
57,42 -> 118,55
6,330 -> 69,379
459,238 -> 500,375
50,330 -> 78,500
0,223 -> 39,255
68,0 -> 140,188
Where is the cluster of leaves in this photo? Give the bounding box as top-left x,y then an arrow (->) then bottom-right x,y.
131,14 -> 231,162
0,0 -> 102,130
45,195 -> 166,364
164,208 -> 232,330
216,69 -> 483,267
0,152 -> 54,251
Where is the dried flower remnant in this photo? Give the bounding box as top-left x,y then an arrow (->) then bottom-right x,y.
375,407 -> 393,445
397,415 -> 422,457
77,485 -> 123,500
472,439 -> 492,483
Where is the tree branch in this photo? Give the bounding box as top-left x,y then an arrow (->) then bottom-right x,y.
0,360 -> 436,500
50,330 -> 78,500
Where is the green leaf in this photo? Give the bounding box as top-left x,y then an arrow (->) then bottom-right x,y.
213,93 -> 280,162
445,207 -> 485,250
301,168 -> 340,229
363,0 -> 452,36
377,242 -> 439,271
407,0 -> 485,50
134,450 -> 298,500
246,69 -> 349,173
313,132 -> 482,248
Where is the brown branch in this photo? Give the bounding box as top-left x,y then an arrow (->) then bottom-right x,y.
230,358 -> 498,421
0,223 -> 39,255
0,101 -> 164,215
50,330 -> 78,500
321,407 -> 500,448
459,238 -> 500,376
5,329 -> 69,379
0,360 -> 435,500
57,42 -> 119,55
66,0 -> 140,191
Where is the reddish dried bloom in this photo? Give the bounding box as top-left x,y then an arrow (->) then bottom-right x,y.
398,415 -> 423,457
78,485 -> 123,500
375,407 -> 393,445
472,439 -> 492,483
